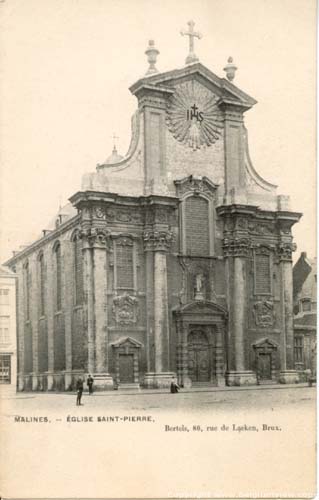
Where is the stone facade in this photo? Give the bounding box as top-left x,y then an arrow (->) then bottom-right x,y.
5,59 -> 302,390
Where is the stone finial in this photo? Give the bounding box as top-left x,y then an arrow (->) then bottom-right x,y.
180,20 -> 202,65
223,57 -> 237,82
145,40 -> 160,76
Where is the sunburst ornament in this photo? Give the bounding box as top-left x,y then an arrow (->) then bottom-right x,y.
166,81 -> 224,150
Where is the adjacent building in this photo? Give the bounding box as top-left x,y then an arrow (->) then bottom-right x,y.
293,252 -> 317,377
5,26 -> 302,391
0,266 -> 17,388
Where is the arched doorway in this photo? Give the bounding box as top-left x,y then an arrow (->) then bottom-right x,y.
188,330 -> 210,382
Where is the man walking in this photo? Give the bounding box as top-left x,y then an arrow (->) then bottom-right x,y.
76,377 -> 84,406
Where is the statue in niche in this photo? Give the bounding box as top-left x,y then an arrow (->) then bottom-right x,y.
194,273 -> 205,301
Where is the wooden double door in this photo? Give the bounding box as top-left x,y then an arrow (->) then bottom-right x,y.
119,354 -> 134,383
188,330 -> 210,382
258,353 -> 272,380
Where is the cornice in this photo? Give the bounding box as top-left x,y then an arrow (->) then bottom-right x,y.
4,214 -> 81,266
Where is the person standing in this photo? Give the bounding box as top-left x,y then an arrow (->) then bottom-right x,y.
170,377 -> 180,394
87,374 -> 94,395
76,377 -> 84,406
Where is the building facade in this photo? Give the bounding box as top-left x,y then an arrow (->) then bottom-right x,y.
293,252 -> 316,378
0,266 -> 17,388
5,32 -> 302,391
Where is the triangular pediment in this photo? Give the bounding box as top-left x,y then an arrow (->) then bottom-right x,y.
130,62 -> 256,109
111,336 -> 142,348
252,337 -> 278,349
174,300 -> 227,317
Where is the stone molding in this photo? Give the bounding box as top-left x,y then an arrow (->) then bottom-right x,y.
222,237 -> 251,257
143,230 -> 174,252
166,80 -> 224,150
174,175 -> 218,199
253,300 -> 275,328
112,294 -> 139,325
79,227 -> 110,249
276,242 -> 297,262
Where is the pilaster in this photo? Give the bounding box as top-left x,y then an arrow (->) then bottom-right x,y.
80,227 -> 114,390
143,229 -> 175,388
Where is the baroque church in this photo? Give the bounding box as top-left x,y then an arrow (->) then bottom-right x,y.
6,22 -> 302,391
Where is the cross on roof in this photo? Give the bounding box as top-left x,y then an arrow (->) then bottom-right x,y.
110,133 -> 119,151
181,20 -> 202,65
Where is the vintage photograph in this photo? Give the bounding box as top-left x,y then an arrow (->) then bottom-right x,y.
0,0 -> 316,498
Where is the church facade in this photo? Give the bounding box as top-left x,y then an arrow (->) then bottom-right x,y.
6,28 -> 302,391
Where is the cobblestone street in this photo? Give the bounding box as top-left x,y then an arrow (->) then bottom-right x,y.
1,383 -> 315,414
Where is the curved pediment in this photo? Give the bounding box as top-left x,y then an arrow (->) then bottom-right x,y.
173,300 -> 227,318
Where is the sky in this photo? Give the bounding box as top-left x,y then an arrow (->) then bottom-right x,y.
0,0 -> 316,263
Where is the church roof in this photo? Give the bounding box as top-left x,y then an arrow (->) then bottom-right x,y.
130,61 -> 257,109
103,145 -> 124,165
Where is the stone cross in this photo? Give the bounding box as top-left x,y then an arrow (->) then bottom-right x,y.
181,20 -> 202,65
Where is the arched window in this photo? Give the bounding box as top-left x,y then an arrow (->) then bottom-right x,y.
185,196 -> 209,256
38,253 -> 45,316
24,261 -> 30,320
73,234 -> 83,305
54,243 -> 62,311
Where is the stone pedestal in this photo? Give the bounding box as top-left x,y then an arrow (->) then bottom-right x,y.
279,370 -> 299,384
47,373 -> 54,391
93,373 -> 114,391
216,375 -> 226,387
226,370 -> 257,386
64,372 -> 73,391
32,373 -> 38,391
18,374 -> 24,391
143,372 -> 176,389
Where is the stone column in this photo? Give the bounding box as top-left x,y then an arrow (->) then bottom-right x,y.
46,249 -> 55,391
224,237 -> 257,386
145,250 -> 154,372
143,230 -> 176,388
30,255 -> 39,391
90,228 -> 113,390
81,231 -> 95,376
62,241 -> 73,390
215,323 -> 226,387
278,242 -> 299,384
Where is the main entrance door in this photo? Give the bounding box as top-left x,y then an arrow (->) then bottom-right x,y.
119,354 -> 134,383
188,331 -> 210,382
258,353 -> 272,380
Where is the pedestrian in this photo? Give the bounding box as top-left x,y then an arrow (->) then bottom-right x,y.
76,377 -> 84,406
170,377 -> 180,394
87,374 -> 94,395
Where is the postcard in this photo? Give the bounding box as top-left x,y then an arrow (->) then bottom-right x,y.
0,0 -> 316,498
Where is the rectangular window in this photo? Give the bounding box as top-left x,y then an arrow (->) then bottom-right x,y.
0,316 -> 10,344
0,354 -> 11,383
0,289 -> 9,305
116,243 -> 134,289
294,336 -> 303,363
255,253 -> 271,294
185,196 -> 209,256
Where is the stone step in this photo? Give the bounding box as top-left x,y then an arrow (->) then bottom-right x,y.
117,383 -> 140,390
